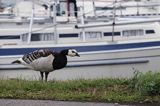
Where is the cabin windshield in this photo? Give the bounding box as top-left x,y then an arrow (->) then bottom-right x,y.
31,33 -> 54,41
51,0 -> 77,17
122,29 -> 144,36
21,33 -> 55,43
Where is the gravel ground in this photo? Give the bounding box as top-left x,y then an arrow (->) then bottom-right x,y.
0,99 -> 159,106
0,99 -> 129,106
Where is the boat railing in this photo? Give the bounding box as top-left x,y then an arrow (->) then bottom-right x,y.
10,0 -> 160,44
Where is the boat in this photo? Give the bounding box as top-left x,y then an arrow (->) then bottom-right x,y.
0,0 -> 160,80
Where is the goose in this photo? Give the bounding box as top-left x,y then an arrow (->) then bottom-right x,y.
12,49 -> 80,81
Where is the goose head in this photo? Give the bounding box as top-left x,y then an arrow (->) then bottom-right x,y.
61,49 -> 80,57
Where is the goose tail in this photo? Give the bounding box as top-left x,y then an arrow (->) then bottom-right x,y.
12,60 -> 21,64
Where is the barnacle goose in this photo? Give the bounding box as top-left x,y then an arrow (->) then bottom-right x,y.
12,49 -> 80,81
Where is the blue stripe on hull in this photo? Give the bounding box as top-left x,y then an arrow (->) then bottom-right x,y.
1,41 -> 160,56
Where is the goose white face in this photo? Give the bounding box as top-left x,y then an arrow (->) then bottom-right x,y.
68,49 -> 80,57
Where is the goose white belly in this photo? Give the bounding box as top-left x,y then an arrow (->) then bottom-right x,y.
30,54 -> 54,72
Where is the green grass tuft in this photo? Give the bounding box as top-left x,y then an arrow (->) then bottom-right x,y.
0,71 -> 160,103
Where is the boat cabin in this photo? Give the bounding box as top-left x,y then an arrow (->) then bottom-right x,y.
0,21 -> 158,46
12,0 -> 78,18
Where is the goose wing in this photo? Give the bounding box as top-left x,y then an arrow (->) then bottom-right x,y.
22,49 -> 55,64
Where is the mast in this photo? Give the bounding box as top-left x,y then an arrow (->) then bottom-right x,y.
80,6 -> 85,42
112,0 -> 117,42
136,1 -> 140,15
53,0 -> 58,44
0,0 -> 2,9
27,1 -> 34,44
82,0 -> 85,17
92,0 -> 97,18
135,0 -> 141,15
67,0 -> 70,17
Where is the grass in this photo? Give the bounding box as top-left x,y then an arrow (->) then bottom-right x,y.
0,71 -> 160,103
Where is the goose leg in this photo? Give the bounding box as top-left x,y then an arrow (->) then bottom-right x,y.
40,72 -> 44,81
45,72 -> 49,82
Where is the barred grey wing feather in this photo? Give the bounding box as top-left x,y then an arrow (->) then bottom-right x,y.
22,49 -> 54,64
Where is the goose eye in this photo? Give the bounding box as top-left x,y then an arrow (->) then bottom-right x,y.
72,51 -> 75,53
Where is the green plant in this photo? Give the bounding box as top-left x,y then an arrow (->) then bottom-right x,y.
131,71 -> 160,96
129,70 -> 142,89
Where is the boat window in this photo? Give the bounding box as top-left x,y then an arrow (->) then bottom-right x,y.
122,29 -> 144,36
0,35 -> 20,40
80,32 -> 102,39
50,2 -> 67,16
59,2 -> 67,16
77,7 -> 80,11
145,30 -> 155,34
57,1 -> 77,17
104,32 -> 120,36
59,33 -> 78,38
31,33 -> 41,41
96,7 -> 113,10
56,4 -> 61,16
31,33 -> 54,41
69,2 -> 75,16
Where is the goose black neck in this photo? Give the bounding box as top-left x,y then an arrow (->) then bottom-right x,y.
52,50 -> 68,70
60,49 -> 68,56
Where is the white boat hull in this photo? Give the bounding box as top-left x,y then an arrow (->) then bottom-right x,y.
0,43 -> 160,80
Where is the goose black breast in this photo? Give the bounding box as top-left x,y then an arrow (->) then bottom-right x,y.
52,54 -> 67,70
